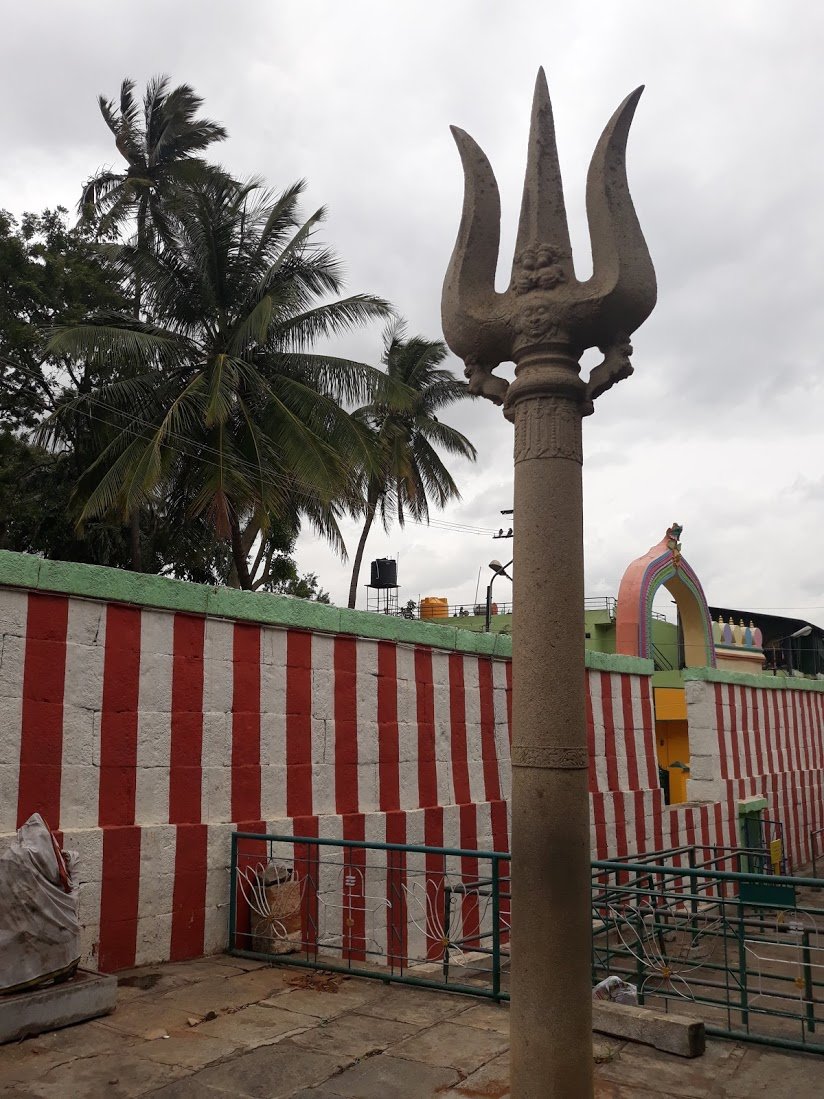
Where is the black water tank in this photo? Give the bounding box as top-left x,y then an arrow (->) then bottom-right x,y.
370,558 -> 398,588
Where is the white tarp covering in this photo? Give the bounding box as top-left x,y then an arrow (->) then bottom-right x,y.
0,814 -> 80,993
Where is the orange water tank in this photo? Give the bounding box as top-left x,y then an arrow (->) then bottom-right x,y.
420,597 -> 449,620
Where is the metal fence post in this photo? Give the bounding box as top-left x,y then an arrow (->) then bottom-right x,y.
228,831 -> 238,952
491,856 -> 501,1001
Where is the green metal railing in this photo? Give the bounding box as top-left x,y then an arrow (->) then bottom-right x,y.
592,850 -> 824,1054
228,831 -> 511,1000
228,832 -> 824,1053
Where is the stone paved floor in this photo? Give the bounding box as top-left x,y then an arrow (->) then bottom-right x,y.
0,957 -> 821,1097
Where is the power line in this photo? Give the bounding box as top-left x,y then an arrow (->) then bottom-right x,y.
5,360 -> 499,537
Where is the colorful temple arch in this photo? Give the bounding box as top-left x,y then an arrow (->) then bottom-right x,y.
615,523 -> 716,668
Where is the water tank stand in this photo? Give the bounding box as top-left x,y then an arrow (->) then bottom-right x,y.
366,585 -> 399,615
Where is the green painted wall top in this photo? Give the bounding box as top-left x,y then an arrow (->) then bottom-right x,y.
0,549 -> 653,673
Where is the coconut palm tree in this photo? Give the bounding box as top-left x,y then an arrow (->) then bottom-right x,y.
45,176 -> 392,588
346,322 -> 476,609
80,76 -> 228,270
80,76 -> 228,567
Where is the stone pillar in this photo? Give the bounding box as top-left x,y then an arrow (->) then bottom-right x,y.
508,380 -> 592,1096
441,71 -> 656,1099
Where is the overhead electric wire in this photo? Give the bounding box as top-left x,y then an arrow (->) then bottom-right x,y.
3,360 -> 499,537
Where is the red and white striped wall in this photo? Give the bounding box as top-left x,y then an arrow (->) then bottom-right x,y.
686,678 -> 824,871
5,583 -> 820,971
1,589 -> 518,969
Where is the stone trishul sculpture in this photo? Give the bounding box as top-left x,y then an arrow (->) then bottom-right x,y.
442,68 -> 657,415
441,70 -> 656,1098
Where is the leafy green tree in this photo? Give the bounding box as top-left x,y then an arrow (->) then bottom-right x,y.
0,432 -> 132,564
80,76 -> 228,567
45,176 -> 392,590
0,432 -> 328,597
80,76 -> 227,278
0,208 -> 126,431
346,322 -> 476,609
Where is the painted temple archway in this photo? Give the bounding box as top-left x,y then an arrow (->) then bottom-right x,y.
615,524 -> 716,669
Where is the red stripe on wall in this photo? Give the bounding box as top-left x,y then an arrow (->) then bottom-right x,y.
633,789 -> 646,855
293,814 -> 319,954
793,693 -> 805,772
782,691 -> 799,777
777,690 -> 791,778
684,806 -> 696,849
651,788 -> 664,854
377,642 -> 400,812
586,681 -> 597,794
698,804 -> 710,857
448,654 -> 471,804
713,801 -> 724,861
639,676 -> 657,789
712,684 -> 726,782
478,658 -> 501,803
334,637 -> 359,816
342,813 -> 366,961
385,810 -> 408,967
729,685 -> 743,780
424,806 -> 445,959
459,803 -> 481,947
739,688 -> 754,779
669,808 -> 681,853
286,631 -> 313,818
232,623 -> 261,824
621,677 -> 640,791
170,823 -> 208,961
169,615 -> 205,824
98,605 -> 141,826
761,689 -> 775,778
600,673 -> 620,791
490,799 -> 509,853
232,820 -> 266,948
98,825 -> 141,972
415,648 -> 438,808
749,689 -> 764,779
592,792 -> 608,859
17,593 -> 69,828
490,800 -> 511,944
613,788 -> 628,859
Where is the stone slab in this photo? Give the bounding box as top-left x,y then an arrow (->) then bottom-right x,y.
193,1040 -> 348,1097
0,970 -> 116,1045
320,1053 -> 460,1098
592,1001 -> 705,1058
388,1018 -> 509,1074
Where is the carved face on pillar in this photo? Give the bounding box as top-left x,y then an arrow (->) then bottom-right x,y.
441,69 -> 657,415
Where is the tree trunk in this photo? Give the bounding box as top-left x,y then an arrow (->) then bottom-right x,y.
129,509 -> 142,572
227,516 -> 261,588
347,501 -> 376,609
229,510 -> 254,590
126,194 -> 149,573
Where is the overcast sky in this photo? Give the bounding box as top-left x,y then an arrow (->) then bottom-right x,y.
3,1 -> 823,622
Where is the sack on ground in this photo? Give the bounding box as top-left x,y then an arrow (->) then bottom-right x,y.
593,975 -> 639,1006
251,863 -> 302,956
0,814 -> 80,994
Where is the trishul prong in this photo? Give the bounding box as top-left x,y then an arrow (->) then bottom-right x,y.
441,68 -> 657,411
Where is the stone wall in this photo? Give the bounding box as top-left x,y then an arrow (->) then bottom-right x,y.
7,549 -> 801,972
685,668 -> 824,868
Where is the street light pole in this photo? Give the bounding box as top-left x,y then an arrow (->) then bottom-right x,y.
485,559 -> 513,632
442,71 -> 656,1098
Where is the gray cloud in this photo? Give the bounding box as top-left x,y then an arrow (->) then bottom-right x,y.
3,0 -> 823,622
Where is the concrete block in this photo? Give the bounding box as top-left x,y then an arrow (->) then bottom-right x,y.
592,1000 -> 705,1058
0,970 -> 116,1044
687,753 -> 716,782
